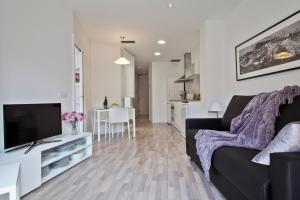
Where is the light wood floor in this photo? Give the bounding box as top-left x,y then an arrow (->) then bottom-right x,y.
23,117 -> 225,200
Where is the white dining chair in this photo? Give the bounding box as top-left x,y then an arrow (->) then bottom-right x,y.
108,108 -> 130,140
92,109 -> 109,141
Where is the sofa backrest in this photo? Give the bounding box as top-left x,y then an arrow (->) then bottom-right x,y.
221,95 -> 254,130
221,95 -> 300,134
274,95 -> 300,135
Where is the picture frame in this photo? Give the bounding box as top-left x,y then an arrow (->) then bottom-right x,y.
235,10 -> 300,81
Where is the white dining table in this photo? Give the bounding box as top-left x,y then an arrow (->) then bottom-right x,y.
93,107 -> 136,140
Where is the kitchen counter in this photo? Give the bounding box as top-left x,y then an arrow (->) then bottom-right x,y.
169,99 -> 201,102
167,101 -> 202,137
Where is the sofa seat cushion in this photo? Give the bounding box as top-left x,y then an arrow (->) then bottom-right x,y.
212,146 -> 270,200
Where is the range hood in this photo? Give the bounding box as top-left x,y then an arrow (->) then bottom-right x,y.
174,52 -> 193,83
174,75 -> 193,83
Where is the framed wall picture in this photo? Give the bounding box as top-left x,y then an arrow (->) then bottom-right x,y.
235,10 -> 300,81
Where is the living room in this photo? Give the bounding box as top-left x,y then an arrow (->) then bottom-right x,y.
1,0 -> 300,200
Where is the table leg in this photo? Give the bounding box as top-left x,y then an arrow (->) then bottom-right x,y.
97,111 -> 100,142
133,112 -> 136,138
105,122 -> 107,140
108,123 -> 111,142
92,110 -> 95,139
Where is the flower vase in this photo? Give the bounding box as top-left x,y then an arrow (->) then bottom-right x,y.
71,122 -> 77,135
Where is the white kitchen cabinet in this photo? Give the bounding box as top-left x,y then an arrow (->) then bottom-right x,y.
171,102 -> 187,137
170,101 -> 202,137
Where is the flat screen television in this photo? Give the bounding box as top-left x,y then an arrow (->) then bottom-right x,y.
3,103 -> 62,152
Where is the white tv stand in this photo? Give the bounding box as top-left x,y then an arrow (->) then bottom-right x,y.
0,133 -> 92,197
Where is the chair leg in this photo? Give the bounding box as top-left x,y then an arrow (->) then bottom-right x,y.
104,122 -> 107,140
92,112 -> 95,139
97,111 -> 101,142
97,122 -> 100,142
112,124 -> 114,139
133,117 -> 136,138
127,121 -> 131,140
108,123 -> 111,141
116,124 -> 119,137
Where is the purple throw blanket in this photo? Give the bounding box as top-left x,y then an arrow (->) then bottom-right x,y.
195,86 -> 300,180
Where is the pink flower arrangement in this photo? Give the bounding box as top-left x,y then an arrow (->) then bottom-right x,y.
62,112 -> 84,134
62,112 -> 85,122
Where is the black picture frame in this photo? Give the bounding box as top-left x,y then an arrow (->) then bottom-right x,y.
235,10 -> 300,81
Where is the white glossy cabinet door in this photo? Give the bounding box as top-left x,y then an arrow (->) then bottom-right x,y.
172,102 -> 187,136
20,152 -> 41,196
173,103 -> 181,132
181,104 -> 188,137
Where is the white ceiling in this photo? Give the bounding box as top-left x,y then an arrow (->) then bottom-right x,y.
64,0 -> 243,70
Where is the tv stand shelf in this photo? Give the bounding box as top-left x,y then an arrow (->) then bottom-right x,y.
42,154 -> 90,183
41,142 -> 91,167
0,132 -> 92,197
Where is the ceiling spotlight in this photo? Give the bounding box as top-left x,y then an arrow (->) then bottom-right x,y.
168,3 -> 173,8
154,52 -> 161,56
158,40 -> 166,45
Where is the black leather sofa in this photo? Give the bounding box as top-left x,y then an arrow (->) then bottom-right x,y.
186,95 -> 300,200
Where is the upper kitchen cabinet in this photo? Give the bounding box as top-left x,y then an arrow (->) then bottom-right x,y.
122,49 -> 135,98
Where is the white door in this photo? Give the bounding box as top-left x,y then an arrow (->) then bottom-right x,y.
74,45 -> 84,132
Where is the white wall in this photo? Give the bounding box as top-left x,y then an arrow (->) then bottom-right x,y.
222,0 -> 300,103
149,67 -> 153,121
74,16 -> 92,131
90,43 -> 122,108
122,50 -> 135,98
198,20 -> 225,117
191,45 -> 200,70
0,0 -> 74,151
134,73 -> 140,114
198,0 -> 300,117
150,62 -> 184,123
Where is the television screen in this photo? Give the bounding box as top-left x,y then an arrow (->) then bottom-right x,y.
3,103 -> 62,150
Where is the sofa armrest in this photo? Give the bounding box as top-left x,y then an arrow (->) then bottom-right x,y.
270,152 -> 300,200
185,118 -> 222,131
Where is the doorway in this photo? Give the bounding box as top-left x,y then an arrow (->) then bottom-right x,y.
74,45 -> 84,132
137,73 -> 149,116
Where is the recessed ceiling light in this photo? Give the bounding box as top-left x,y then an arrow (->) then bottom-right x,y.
158,40 -> 166,45
168,3 -> 173,8
154,52 -> 161,56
